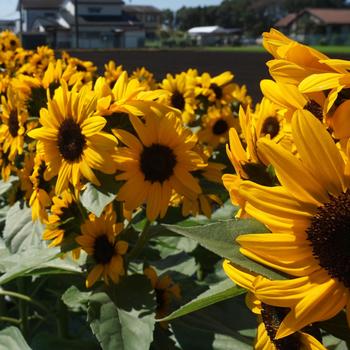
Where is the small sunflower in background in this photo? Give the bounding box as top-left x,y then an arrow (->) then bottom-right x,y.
42,190 -> 82,249
196,71 -> 235,107
131,66 -> 157,91
197,105 -> 238,149
144,266 -> 181,321
113,111 -> 206,221
104,60 -> 124,88
76,208 -> 128,287
0,30 -> 20,51
27,80 -> 117,195
223,262 -> 326,350
0,86 -> 28,161
160,72 -> 196,125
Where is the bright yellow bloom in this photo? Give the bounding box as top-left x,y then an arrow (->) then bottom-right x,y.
27,80 -> 117,194
113,112 -> 206,221
230,110 -> 350,337
131,66 -> 157,91
224,262 -> 327,350
76,209 -> 128,287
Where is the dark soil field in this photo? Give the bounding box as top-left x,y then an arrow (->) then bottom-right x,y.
67,49 -> 350,103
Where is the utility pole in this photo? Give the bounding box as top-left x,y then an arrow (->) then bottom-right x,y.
74,0 -> 79,48
19,0 -> 23,35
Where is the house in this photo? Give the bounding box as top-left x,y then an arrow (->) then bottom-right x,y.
123,5 -> 161,39
188,26 -> 242,46
0,19 -> 19,33
17,0 -> 146,49
275,8 -> 350,45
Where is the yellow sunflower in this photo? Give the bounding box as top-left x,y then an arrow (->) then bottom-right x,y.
160,72 -> 196,125
224,262 -> 327,350
27,80 -> 117,194
230,109 -> 350,338
0,31 -> 20,51
43,190 -> 82,248
113,112 -> 206,221
76,209 -> 128,287
197,105 -> 239,148
131,66 -> 157,91
104,60 -> 124,87
0,86 -> 28,161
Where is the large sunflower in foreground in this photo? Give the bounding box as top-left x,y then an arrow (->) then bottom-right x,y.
113,112 -> 206,221
229,109 -> 350,338
223,262 -> 327,350
76,209 -> 128,287
27,81 -> 117,194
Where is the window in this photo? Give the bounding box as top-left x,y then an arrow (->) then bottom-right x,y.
88,7 -> 102,14
44,12 -> 55,17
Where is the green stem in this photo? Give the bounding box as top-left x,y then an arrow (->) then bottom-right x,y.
56,299 -> 69,339
0,316 -> 21,325
0,290 -> 48,313
17,279 -> 29,339
127,220 -> 152,262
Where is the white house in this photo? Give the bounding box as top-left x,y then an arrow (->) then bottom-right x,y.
18,0 -> 146,49
188,25 -> 242,46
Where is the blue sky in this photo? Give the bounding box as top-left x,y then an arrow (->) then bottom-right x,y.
0,0 -> 222,18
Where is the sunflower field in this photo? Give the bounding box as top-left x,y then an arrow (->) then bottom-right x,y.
0,28 -> 348,349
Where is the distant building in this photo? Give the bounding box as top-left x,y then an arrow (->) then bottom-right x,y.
0,19 -> 19,33
123,5 -> 161,39
275,8 -> 350,45
188,26 -> 242,46
17,0 -> 146,49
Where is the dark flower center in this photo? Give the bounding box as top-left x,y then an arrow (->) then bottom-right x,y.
307,190 -> 350,288
212,119 -> 229,135
57,118 -> 86,162
210,83 -> 223,100
261,303 -> 301,350
261,116 -> 280,139
37,160 -> 51,192
8,110 -> 20,137
93,234 -> 115,265
171,90 -> 185,111
305,100 -> 323,121
241,162 -> 275,186
10,39 -> 17,47
76,63 -> 87,72
140,143 -> 177,183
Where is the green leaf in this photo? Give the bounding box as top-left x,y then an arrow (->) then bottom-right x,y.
163,218 -> 286,280
88,274 -> 156,350
161,279 -> 244,321
318,311 -> 350,342
62,285 -> 91,312
0,247 -> 59,285
0,327 -> 31,350
3,201 -> 45,253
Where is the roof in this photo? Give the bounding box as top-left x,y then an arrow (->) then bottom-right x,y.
275,12 -> 297,27
303,8 -> 350,24
188,26 -> 241,35
33,16 -> 70,30
18,0 -> 65,10
123,5 -> 161,13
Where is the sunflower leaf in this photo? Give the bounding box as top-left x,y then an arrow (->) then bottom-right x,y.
88,274 -> 156,350
0,326 -> 31,350
160,279 -> 244,321
3,201 -> 45,253
163,218 -> 287,280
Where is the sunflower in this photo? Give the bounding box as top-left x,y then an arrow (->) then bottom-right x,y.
131,66 -> 157,91
29,154 -> 53,222
76,209 -> 128,287
27,80 -> 117,195
42,190 -> 82,248
160,72 -> 196,124
196,71 -> 235,106
0,86 -> 28,161
113,112 -> 206,221
223,262 -> 327,350
144,266 -> 181,321
230,109 -> 350,338
262,28 -> 342,85
0,31 -> 20,51
197,105 -> 239,149
104,60 -> 124,87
